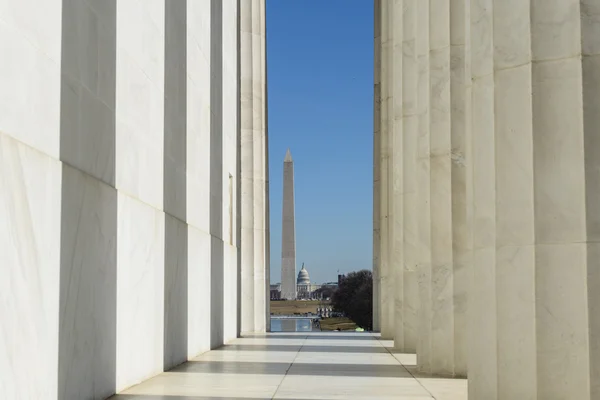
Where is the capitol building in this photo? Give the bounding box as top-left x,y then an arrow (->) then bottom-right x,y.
269,263 -> 336,300
295,264 -> 319,299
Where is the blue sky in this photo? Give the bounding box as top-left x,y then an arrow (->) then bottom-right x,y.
267,1 -> 373,284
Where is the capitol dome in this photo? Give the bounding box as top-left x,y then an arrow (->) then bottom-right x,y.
297,264 -> 310,285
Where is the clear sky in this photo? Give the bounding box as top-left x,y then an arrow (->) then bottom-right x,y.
267,1 -> 373,285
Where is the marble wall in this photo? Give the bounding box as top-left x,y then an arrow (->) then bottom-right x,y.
375,0 -> 600,398
0,0 -> 267,398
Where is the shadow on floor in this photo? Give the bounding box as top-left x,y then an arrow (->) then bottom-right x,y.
215,344 -> 388,353
111,396 -> 272,399
171,360 -> 413,378
242,334 -> 378,341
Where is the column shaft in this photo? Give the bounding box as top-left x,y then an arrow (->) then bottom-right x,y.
252,0 -> 266,332
429,0 -> 454,376
378,0 -> 395,340
373,0 -> 382,333
468,0 -> 497,396
449,0 -> 471,376
262,0 -> 271,331
239,0 -> 255,333
391,0 -> 404,347
494,0 -> 536,398
582,1 -> 600,396
531,1 -> 589,397
398,0 -> 418,353
415,0 -> 432,373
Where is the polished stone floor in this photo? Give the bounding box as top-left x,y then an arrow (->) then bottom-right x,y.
110,332 -> 467,400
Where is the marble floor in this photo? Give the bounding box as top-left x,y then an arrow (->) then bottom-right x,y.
110,332 -> 467,400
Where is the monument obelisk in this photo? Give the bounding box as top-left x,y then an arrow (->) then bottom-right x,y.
281,149 -> 297,300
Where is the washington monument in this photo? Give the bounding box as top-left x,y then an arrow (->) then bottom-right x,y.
281,149 -> 297,300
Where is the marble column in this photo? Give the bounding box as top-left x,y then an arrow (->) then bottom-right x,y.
428,0 -> 454,376
494,0 -> 536,398
582,1 -> 600,397
373,0 -> 382,333
399,0 -> 419,353
468,0 -> 497,397
252,0 -> 266,333
262,0 -> 271,331
415,0 -> 432,373
449,0 -> 471,377
377,0 -> 395,340
531,1 -> 589,398
390,0 -> 403,347
239,0 -> 255,334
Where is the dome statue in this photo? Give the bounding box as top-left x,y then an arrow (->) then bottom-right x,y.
297,263 -> 310,285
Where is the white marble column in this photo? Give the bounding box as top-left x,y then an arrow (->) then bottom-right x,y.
493,0 -> 536,398
373,0 -> 382,333
428,0 -> 454,376
115,1 -> 166,390
531,1 -> 589,398
390,0 -> 403,346
262,0 -> 271,331
582,1 -> 600,397
252,0 -> 266,333
415,0 -> 432,373
239,0 -> 255,334
468,0 -> 497,396
399,0 -> 419,353
377,0 -> 395,340
449,0 -> 471,377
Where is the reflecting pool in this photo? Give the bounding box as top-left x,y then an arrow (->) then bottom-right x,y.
270,318 -> 318,332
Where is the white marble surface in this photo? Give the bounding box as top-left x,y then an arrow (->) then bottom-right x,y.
428,0 -> 455,377
60,0 -> 116,186
449,0 -> 471,377
401,0 -> 419,354
116,193 -> 165,392
163,214 -> 188,370
415,0 -> 432,374
0,134 -> 61,399
377,0 -> 395,341
111,332 -> 468,400
252,0 -> 267,333
187,225 -> 212,358
186,0 -> 211,233
222,0 -> 240,342
59,164 -> 118,400
115,0 -> 164,210
0,0 -> 61,159
240,0 -> 256,332
372,0 -> 382,332
468,0 -> 497,397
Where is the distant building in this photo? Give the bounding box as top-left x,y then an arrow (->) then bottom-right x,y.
296,264 -> 320,299
270,283 -> 281,300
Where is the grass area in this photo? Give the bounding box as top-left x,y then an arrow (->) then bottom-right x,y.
270,300 -> 329,315
319,317 -> 358,331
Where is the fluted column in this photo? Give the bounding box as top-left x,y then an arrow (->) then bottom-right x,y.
582,1 -> 600,397
532,1 -> 589,398
377,0 -> 395,340
373,0 -> 382,333
493,0 -> 536,398
252,0 -> 266,333
428,0 -> 454,376
262,0 -> 271,331
398,0 -> 418,353
390,0 -> 403,346
239,0 -> 255,334
449,0 -> 471,377
415,0 -> 432,373
468,0 -> 497,396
